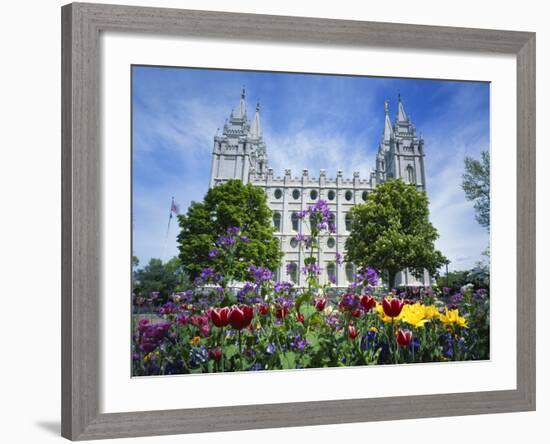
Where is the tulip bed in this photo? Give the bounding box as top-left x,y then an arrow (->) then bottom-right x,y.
132,202 -> 489,376
132,281 -> 489,376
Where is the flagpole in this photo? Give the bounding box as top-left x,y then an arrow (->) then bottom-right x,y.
162,196 -> 175,262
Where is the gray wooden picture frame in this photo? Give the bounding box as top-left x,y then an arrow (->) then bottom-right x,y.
61,2 -> 536,440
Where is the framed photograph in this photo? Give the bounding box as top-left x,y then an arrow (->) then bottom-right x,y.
61,2 -> 535,440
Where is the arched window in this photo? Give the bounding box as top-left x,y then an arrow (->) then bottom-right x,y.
291,212 -> 300,231
328,212 -> 336,227
274,189 -> 282,199
287,262 -> 298,283
345,263 -> 354,283
292,189 -> 300,200
406,165 -> 415,183
345,213 -> 352,232
310,189 -> 318,200
273,212 -> 281,232
345,190 -> 353,201
290,238 -> 298,248
309,213 -> 316,229
327,237 -> 335,249
327,190 -> 336,201
362,191 -> 368,201
326,262 -> 336,282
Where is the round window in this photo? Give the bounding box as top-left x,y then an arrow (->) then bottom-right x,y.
290,238 -> 298,248
310,189 -> 318,200
274,189 -> 282,199
292,189 -> 300,200
327,237 -> 335,248
345,190 -> 353,201
327,190 -> 336,201
362,191 -> 368,201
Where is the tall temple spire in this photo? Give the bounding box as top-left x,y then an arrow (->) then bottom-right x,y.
250,101 -> 262,139
383,99 -> 393,141
396,93 -> 408,122
232,86 -> 247,119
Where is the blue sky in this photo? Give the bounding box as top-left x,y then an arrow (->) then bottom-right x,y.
132,65 -> 490,272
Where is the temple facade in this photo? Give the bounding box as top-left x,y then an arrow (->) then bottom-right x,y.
209,89 -> 430,287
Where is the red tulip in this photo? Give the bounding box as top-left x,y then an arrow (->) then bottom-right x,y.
276,305 -> 289,319
348,324 -> 359,340
258,303 -> 269,316
228,305 -> 254,330
382,297 -> 404,318
209,348 -> 222,361
296,312 -> 305,323
315,297 -> 327,311
360,295 -> 376,312
352,308 -> 361,318
210,307 -> 229,328
396,329 -> 413,347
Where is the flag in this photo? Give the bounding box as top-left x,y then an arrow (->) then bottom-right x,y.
169,198 -> 180,219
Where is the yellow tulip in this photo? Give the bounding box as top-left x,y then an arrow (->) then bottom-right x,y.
400,303 -> 428,328
438,308 -> 468,328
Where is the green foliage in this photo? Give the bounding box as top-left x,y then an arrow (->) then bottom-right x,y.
133,256 -> 189,299
177,179 -> 281,281
436,270 -> 469,290
436,266 -> 490,291
345,179 -> 446,289
462,150 -> 490,230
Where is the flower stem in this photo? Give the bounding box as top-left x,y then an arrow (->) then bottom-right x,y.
238,330 -> 243,371
220,328 -> 225,372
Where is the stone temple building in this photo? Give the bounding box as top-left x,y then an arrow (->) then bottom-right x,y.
209,89 -> 430,287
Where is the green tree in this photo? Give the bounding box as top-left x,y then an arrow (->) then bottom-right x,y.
345,179 -> 446,290
462,150 -> 490,230
177,179 -> 281,281
133,256 -> 189,300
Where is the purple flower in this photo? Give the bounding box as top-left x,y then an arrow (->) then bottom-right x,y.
302,263 -> 321,275
158,301 -> 177,316
237,282 -> 255,302
248,264 -> 274,284
274,281 -> 293,294
139,341 -> 158,353
200,267 -> 220,283
335,252 -> 343,265
449,292 -> 464,304
217,235 -> 236,247
316,222 -> 328,231
174,290 -> 193,303
240,235 -> 250,243
208,248 -> 219,258
266,343 -> 276,354
474,288 -> 488,300
329,274 -> 337,285
366,268 -> 379,287
339,293 -> 360,311
292,335 -> 308,352
286,262 -> 297,274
